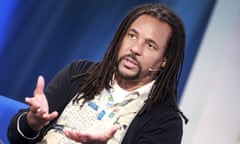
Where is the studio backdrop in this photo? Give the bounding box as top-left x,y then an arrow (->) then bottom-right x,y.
0,0 -> 216,102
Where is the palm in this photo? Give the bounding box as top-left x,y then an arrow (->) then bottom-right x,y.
64,124 -> 120,143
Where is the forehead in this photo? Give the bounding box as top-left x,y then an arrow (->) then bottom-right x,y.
128,15 -> 172,46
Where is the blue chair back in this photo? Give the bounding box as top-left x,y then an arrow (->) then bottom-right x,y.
0,95 -> 28,144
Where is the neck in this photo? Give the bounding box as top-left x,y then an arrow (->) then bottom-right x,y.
115,75 -> 153,91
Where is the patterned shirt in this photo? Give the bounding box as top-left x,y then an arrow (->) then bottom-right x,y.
37,80 -> 154,144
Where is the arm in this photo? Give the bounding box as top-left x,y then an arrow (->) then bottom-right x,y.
122,103 -> 183,144
137,112 -> 183,144
7,60 -> 96,144
7,76 -> 58,144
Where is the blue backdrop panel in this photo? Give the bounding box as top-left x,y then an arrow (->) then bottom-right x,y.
0,0 -> 216,102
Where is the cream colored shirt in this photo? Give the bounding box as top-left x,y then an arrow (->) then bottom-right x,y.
37,80 -> 154,144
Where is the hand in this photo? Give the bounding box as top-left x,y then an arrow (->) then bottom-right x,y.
63,124 -> 120,144
25,75 -> 58,131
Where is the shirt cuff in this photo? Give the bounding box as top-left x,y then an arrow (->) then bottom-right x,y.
17,112 -> 40,140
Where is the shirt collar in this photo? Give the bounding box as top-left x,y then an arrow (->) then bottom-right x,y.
110,75 -> 155,101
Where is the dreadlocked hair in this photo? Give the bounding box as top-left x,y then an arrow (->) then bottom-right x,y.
72,3 -> 188,123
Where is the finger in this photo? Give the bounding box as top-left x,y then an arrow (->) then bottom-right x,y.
26,102 -> 50,119
106,124 -> 120,138
25,97 -> 41,112
65,129 -> 91,143
30,76 -> 49,113
99,124 -> 120,141
25,97 -> 40,106
43,111 -> 58,121
64,129 -> 84,142
63,125 -> 120,143
75,131 -> 93,143
34,75 -> 45,96
27,112 -> 55,127
25,97 -> 48,115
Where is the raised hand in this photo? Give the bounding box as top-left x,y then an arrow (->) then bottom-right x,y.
63,124 -> 120,144
25,75 -> 58,131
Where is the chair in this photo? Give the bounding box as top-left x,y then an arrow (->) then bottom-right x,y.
0,95 -> 27,144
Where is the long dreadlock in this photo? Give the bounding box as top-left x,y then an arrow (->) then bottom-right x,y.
72,3 -> 188,123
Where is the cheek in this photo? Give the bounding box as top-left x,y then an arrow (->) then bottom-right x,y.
141,54 -> 163,69
118,42 -> 130,57
117,48 -> 124,60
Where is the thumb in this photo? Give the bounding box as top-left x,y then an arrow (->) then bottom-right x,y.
34,75 -> 45,96
106,124 -> 121,138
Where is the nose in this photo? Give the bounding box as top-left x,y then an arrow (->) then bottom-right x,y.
130,41 -> 144,55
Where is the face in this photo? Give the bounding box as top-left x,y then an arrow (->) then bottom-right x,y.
117,14 -> 172,83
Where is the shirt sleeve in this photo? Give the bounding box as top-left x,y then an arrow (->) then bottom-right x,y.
7,60 -> 95,144
122,101 -> 183,144
136,111 -> 183,144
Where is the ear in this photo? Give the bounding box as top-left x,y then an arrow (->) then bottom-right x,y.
161,57 -> 167,68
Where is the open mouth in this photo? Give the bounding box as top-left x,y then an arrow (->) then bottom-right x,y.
123,56 -> 139,68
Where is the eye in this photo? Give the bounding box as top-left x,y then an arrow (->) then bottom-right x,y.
128,33 -> 137,40
147,43 -> 156,50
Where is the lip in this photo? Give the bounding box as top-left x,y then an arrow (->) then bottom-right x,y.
123,56 -> 138,68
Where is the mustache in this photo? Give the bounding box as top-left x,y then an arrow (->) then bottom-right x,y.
116,53 -> 142,80
117,54 -> 140,65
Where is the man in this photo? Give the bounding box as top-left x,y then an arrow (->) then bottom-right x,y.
8,3 -> 187,144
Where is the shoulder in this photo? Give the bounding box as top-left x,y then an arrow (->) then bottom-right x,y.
45,59 -> 97,111
46,59 -> 97,86
68,59 -> 97,75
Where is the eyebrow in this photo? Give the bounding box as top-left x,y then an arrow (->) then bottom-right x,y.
128,28 -> 138,34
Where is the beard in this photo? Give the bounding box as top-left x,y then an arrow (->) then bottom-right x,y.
116,54 -> 142,80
